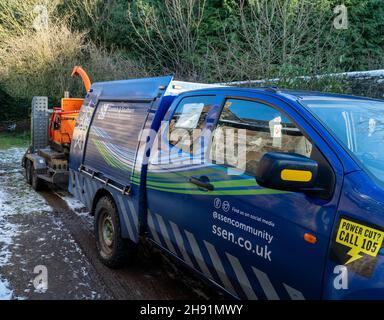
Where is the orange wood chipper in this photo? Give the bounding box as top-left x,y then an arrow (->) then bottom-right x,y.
22,66 -> 91,190
49,66 -> 91,151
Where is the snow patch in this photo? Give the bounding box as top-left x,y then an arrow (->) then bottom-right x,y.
0,278 -> 12,300
55,192 -> 94,228
60,195 -> 87,213
0,148 -> 25,167
0,147 -> 52,299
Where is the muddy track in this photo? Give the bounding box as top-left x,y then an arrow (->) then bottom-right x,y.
40,188 -> 224,300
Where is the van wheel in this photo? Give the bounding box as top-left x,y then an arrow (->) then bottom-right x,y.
31,165 -> 43,191
95,196 -> 136,268
25,160 -> 32,185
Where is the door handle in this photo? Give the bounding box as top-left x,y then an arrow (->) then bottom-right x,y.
189,176 -> 214,191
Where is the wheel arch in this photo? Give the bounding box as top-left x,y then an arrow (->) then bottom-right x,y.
91,188 -> 133,241
93,188 -> 137,268
91,188 -> 113,216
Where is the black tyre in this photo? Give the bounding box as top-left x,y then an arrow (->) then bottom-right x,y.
31,165 -> 43,191
95,196 -> 137,268
25,160 -> 32,185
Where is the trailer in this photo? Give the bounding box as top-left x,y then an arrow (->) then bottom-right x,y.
22,67 -> 91,190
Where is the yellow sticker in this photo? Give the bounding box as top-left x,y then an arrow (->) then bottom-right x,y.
281,169 -> 312,182
336,218 -> 384,264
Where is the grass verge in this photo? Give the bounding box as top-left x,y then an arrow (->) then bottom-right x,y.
0,132 -> 30,149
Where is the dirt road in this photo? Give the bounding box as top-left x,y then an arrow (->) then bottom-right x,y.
0,147 -> 222,300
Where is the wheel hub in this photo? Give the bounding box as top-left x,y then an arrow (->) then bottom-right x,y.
102,215 -> 114,248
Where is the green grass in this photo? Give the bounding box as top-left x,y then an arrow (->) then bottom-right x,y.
0,132 -> 30,149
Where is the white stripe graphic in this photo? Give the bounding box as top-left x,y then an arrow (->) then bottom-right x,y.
91,180 -> 99,196
252,267 -> 279,300
87,177 -> 96,197
283,283 -> 305,300
169,222 -> 194,267
72,172 -> 80,200
126,199 -> 139,233
156,214 -> 177,253
185,231 -> 213,279
204,241 -> 236,295
88,180 -> 99,211
226,253 -> 258,300
117,196 -> 135,241
75,173 -> 86,205
71,171 -> 80,199
83,179 -> 93,208
147,210 -> 162,244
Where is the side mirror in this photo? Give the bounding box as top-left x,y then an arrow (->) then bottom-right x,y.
256,152 -> 319,192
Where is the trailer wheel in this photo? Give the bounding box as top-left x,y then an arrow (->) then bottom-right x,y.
31,166 -> 43,191
95,196 -> 137,268
25,160 -> 32,185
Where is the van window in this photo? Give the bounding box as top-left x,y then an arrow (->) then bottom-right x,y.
210,99 -> 313,176
304,98 -> 384,184
169,96 -> 216,154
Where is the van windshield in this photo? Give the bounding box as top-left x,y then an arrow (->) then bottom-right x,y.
302,98 -> 384,183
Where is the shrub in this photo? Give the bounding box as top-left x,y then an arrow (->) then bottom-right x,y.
0,0 -> 147,110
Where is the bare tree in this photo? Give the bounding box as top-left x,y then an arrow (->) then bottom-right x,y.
210,0 -> 343,82
128,0 -> 207,80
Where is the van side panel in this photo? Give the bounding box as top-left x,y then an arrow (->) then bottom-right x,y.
70,100 -> 151,243
69,76 -> 174,244
83,100 -> 150,186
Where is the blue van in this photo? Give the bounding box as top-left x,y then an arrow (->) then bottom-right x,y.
68,76 -> 384,300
